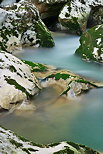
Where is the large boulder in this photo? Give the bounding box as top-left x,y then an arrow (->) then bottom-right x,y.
0,51 -> 40,110
0,0 -> 54,53
59,0 -> 103,35
31,0 -> 68,20
0,126 -> 99,154
75,24 -> 103,63
59,0 -> 91,35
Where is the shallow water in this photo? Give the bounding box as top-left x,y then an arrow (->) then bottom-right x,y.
1,33 -> 103,152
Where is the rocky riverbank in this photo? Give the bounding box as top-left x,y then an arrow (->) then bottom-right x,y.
0,0 -> 103,153
0,126 -> 99,154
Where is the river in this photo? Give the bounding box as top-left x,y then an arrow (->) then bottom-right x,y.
0,33 -> 103,152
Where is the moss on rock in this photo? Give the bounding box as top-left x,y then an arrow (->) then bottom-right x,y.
75,24 -> 103,63
59,0 -> 103,35
23,60 -> 48,72
0,0 -> 54,53
0,126 -> 99,154
43,71 -> 97,97
59,0 -> 91,35
23,60 -> 103,99
34,20 -> 55,47
0,51 -> 40,109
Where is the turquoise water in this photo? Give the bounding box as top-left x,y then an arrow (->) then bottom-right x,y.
17,33 -> 103,81
0,33 -> 103,152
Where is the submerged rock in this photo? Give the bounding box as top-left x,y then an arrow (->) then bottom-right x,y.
0,0 -> 54,53
75,24 -> 103,63
0,126 -> 99,154
23,60 -> 103,100
59,0 -> 103,35
40,71 -> 98,99
0,51 -> 40,110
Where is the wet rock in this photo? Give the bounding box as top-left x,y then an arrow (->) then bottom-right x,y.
40,71 -> 97,99
15,100 -> 36,115
0,51 -> 40,110
75,24 -> 103,63
59,0 -> 103,35
0,126 -> 99,154
0,0 -> 54,53
23,60 -> 103,100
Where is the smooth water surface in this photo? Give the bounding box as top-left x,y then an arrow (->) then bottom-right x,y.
1,33 -> 103,152
16,33 -> 103,81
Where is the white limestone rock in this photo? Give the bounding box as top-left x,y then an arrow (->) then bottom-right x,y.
59,0 -> 103,35
0,0 -> 54,53
75,24 -> 103,63
0,51 -> 40,109
0,126 -> 99,154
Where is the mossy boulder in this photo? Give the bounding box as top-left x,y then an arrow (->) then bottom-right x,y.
75,24 -> 103,63
0,51 -> 40,110
0,126 -> 99,154
59,0 -> 103,35
59,1 -> 91,35
0,0 -> 54,53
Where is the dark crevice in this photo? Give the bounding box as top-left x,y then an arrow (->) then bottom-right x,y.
43,16 -> 59,32
0,107 -> 8,112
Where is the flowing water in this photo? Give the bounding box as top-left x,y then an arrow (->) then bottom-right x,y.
0,33 -> 103,152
